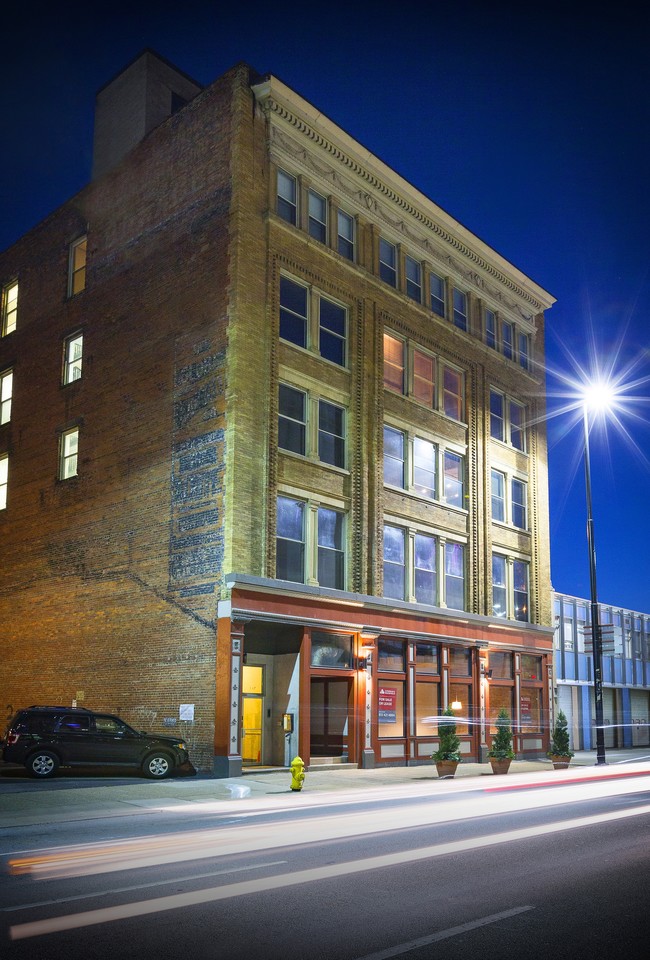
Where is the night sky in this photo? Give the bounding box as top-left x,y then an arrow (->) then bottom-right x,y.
2,2 -> 649,613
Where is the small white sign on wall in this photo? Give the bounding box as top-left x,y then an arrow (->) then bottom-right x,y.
179,704 -> 195,722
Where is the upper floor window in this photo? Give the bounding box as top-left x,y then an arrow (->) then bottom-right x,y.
63,333 -> 83,385
379,238 -> 397,287
0,369 -> 13,424
490,389 -> 526,452
0,453 -> 7,509
308,190 -> 328,243
502,321 -> 513,360
276,495 -> 345,589
383,523 -> 465,610
491,469 -> 506,522
384,425 -> 465,508
337,210 -> 355,261
384,334 -> 465,422
277,170 -> 297,225
485,309 -> 497,349
68,236 -> 87,297
452,289 -> 468,331
430,273 -> 446,317
59,427 -> 79,480
511,477 -> 528,529
280,276 -> 347,366
1,282 -> 17,336
279,384 -> 346,469
405,256 -> 422,303
491,468 -> 528,528
518,332 -> 531,370
492,554 -> 529,622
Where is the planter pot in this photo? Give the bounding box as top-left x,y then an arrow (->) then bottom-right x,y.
549,755 -> 571,770
435,760 -> 459,779
489,758 -> 512,775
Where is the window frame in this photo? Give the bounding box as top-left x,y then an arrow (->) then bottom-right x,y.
383,521 -> 466,610
383,423 -> 466,511
63,333 -> 83,385
278,382 -> 346,469
429,272 -> 446,318
1,281 -> 18,336
68,236 -> 87,297
337,210 -> 355,261
405,255 -> 422,303
0,453 -> 7,509
276,494 -> 346,589
0,368 -> 13,424
490,389 -> 527,452
452,288 -> 468,331
492,552 -> 530,622
59,427 -> 79,480
280,274 -> 348,367
308,189 -> 328,243
276,169 -> 298,225
379,238 -> 398,287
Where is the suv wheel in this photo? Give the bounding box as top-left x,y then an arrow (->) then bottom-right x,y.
142,752 -> 173,779
27,750 -> 60,779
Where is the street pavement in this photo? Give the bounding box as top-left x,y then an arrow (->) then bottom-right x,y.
0,748 -> 649,828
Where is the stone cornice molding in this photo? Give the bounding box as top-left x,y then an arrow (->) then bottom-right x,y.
253,78 -> 555,322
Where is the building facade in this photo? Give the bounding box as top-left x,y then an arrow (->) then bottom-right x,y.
554,591 -> 650,750
0,51 -> 556,775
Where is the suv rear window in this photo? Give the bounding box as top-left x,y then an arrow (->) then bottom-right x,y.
54,715 -> 91,733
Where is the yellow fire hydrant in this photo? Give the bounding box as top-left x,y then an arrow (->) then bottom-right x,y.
290,755 -> 305,791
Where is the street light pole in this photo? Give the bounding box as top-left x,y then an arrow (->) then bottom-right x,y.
583,404 -> 607,765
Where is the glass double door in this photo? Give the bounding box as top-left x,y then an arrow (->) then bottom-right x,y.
242,664 -> 264,764
310,677 -> 351,758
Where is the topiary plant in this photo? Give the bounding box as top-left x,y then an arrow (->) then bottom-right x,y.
488,707 -> 515,760
548,708 -> 574,758
432,706 -> 462,762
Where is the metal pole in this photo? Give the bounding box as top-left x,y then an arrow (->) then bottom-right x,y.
583,405 -> 607,765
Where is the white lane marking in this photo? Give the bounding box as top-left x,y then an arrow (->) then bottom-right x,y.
2,861 -> 288,912
10,802 -> 650,941
352,906 -> 533,959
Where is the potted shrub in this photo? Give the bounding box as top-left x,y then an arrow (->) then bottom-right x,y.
547,709 -> 574,769
432,706 -> 462,778
488,707 -> 515,774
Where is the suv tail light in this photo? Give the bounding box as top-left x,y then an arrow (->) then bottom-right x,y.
6,732 -> 20,745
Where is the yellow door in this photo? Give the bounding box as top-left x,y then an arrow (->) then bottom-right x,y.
242,665 -> 264,764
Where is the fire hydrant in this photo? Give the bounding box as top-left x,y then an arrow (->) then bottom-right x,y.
290,755 -> 305,791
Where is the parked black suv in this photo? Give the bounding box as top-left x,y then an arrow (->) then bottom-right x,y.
1,706 -> 195,779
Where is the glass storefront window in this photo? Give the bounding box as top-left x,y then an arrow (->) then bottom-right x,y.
415,642 -> 439,674
378,681 -> 405,738
520,686 -> 542,732
521,654 -> 541,680
310,632 -> 353,668
378,638 -> 405,672
488,686 -> 514,733
416,681 -> 440,736
450,647 -> 471,675
490,652 -> 513,679
449,682 -> 472,735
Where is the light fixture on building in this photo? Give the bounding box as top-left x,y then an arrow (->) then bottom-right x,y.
480,665 -> 493,679
450,700 -> 462,711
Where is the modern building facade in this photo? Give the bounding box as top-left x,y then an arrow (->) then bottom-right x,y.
554,591 -> 650,750
0,50 -> 556,775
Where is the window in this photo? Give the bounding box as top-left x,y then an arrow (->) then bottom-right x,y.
0,369 -> 13,424
412,348 -> 435,406
60,428 -> 79,479
311,632 -> 353,668
413,437 -> 436,499
317,507 -> 345,589
276,496 -> 305,582
383,426 -> 405,488
518,332 -> 530,370
280,276 -> 347,366
383,523 -> 465,609
485,309 -> 496,349
443,451 -> 464,507
379,238 -> 397,287
490,389 -> 526,451
280,276 -> 308,348
383,333 -> 405,393
0,454 -> 7,509
511,478 -> 527,529
442,365 -> 464,421
279,384 -> 346,468
405,256 -> 422,302
452,289 -> 467,330
278,384 -> 306,455
276,495 -> 346,588
491,469 -> 506,522
430,273 -> 446,317
63,333 -> 83,385
308,190 -> 328,243
502,321 -> 513,360
68,236 -> 87,296
337,210 -> 355,260
492,553 -> 529,621
277,170 -> 297,224
318,400 -> 345,468
1,282 -> 17,336
319,296 -> 346,365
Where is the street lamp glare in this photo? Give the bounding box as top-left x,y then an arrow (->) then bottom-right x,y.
582,379 -> 615,414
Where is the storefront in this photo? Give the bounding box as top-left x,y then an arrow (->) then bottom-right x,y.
213,577 -> 554,776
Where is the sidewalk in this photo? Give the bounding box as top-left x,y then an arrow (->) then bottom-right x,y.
1,749 -> 648,829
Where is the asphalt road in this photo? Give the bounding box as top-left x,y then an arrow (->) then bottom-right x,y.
1,770 -> 649,959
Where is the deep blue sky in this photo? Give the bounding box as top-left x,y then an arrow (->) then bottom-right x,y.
2,3 -> 649,613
